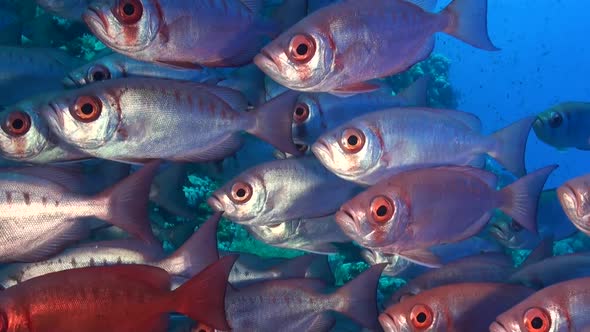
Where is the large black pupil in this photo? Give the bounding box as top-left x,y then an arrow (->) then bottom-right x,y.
295,107 -> 305,116
92,71 -> 105,81
236,188 -> 246,197
123,3 -> 135,16
12,118 -> 23,130
550,112 -> 562,128
531,317 -> 543,329
416,312 -> 427,323
376,205 -> 388,217
81,103 -> 94,115
296,43 -> 308,56
347,135 -> 359,146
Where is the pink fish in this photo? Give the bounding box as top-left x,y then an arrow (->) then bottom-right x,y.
255,0 -> 498,94
557,173 -> 590,236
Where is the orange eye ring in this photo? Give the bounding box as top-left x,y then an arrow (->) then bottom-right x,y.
410,304 -> 434,329
339,128 -> 365,154
524,307 -> 550,332
71,96 -> 102,123
289,34 -> 316,63
293,103 -> 310,124
114,0 -> 143,24
370,195 -> 395,224
2,111 -> 31,137
87,65 -> 111,83
230,181 -> 253,204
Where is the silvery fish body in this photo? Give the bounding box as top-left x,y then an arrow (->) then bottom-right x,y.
84,0 -> 276,68
208,157 -> 362,226
557,173 -> 590,236
508,252 -> 590,289
41,78 -> 299,164
246,215 -> 351,255
533,102 -> 590,151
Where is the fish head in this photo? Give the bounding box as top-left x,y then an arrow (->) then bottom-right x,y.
312,120 -> 383,184
292,93 -> 325,144
254,24 -> 335,91
488,214 -> 535,249
63,56 -> 119,87
380,297 -> 448,332
336,185 -> 410,249
0,102 -> 49,161
42,85 -> 120,150
533,106 -> 569,148
491,297 -> 566,332
83,0 -> 160,54
558,175 -> 590,233
207,172 -> 268,224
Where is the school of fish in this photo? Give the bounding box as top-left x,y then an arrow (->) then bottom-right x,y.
0,0 -> 586,331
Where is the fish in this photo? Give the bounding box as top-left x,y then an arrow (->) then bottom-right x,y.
245,215 -> 352,255
35,0 -> 90,21
0,93 -> 90,164
313,108 -> 533,185
220,263 -> 386,331
0,255 -> 237,331
0,211 -> 222,289
40,78 -> 301,163
533,102 -> 590,151
208,157 -> 361,226
488,190 -> 577,249
216,64 -> 268,107
254,0 -> 498,94
335,165 -> 556,267
490,277 -> 590,332
508,252 -> 590,289
0,161 -> 159,263
0,46 -> 84,106
290,76 -> 429,145
63,52 -> 223,88
557,173 -> 590,236
389,253 -> 515,304
380,283 -> 535,332
83,0 -> 276,68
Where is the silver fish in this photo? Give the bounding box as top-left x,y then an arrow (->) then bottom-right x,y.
41,78 -> 300,163
208,157 -> 361,226
557,173 -> 590,236
313,108 -> 533,185
255,0 -> 498,93
245,215 -> 351,255
533,102 -> 590,151
0,162 -> 158,263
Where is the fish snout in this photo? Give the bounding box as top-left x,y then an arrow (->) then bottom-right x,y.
207,195 -> 225,212
311,139 -> 333,163
335,207 -> 359,236
378,312 -> 400,332
489,320 -> 510,332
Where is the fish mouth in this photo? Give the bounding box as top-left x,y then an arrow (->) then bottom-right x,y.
335,208 -> 359,236
207,195 -> 224,212
488,223 -> 510,241
254,50 -> 281,74
489,321 -> 509,332
378,312 -> 398,332
311,140 -> 332,163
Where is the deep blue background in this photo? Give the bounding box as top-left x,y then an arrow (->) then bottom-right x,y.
434,0 -> 589,188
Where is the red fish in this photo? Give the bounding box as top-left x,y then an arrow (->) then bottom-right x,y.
0,256 -> 237,332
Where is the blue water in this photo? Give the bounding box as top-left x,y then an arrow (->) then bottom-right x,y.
436,0 -> 589,188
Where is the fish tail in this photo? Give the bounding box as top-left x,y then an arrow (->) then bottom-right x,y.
488,116 -> 536,177
95,161 -> 160,245
396,75 -> 430,107
170,255 -> 238,331
248,90 -> 302,156
332,263 -> 386,330
499,165 -> 558,234
442,0 -> 500,51
156,212 -> 221,277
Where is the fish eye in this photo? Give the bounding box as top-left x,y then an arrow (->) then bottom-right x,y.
548,112 -> 563,128
524,307 -> 550,332
370,196 -> 395,224
71,96 -> 102,123
87,65 -> 111,83
114,0 -> 143,24
410,304 -> 434,329
293,102 -> 310,124
339,128 -> 365,154
2,110 -> 31,137
230,181 -> 253,204
288,34 -> 316,63
510,220 -> 523,232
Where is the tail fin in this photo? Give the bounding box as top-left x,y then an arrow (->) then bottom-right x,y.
488,116 -> 536,177
248,90 -> 302,156
95,161 -> 160,245
499,165 -> 558,234
332,263 -> 386,330
156,212 -> 222,278
396,75 -> 429,107
520,236 -> 554,268
171,255 -> 238,331
149,162 -> 195,219
442,0 -> 499,51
